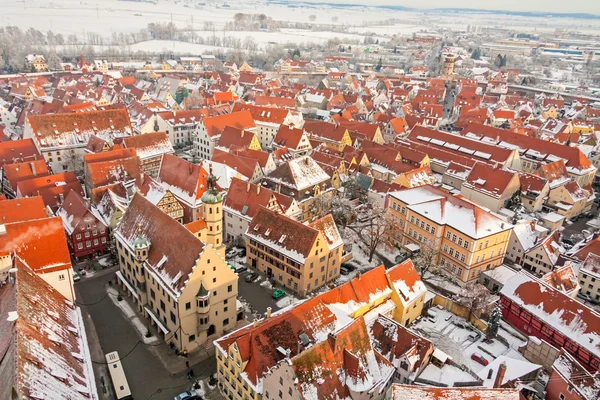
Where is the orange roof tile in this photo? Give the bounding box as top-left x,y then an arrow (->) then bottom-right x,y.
202,110 -> 256,138
0,197 -> 47,223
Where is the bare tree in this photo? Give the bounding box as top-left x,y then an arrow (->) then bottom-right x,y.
411,238 -> 441,282
453,282 -> 494,321
354,206 -> 396,263
63,149 -> 84,176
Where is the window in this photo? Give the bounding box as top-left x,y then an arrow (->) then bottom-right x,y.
452,234 -> 457,243
223,318 -> 229,326
77,243 -> 83,250
458,238 -> 463,246
170,311 -> 176,324
431,227 -> 435,235
186,302 -> 191,310
228,284 -> 233,292
76,233 -> 81,240
58,274 -> 65,281
189,334 -> 195,342
464,241 -> 469,249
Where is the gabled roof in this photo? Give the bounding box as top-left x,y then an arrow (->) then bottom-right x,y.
27,109 -> 133,149
16,172 -> 84,209
0,257 -> 97,400
461,123 -> 593,174
202,110 -> 256,137
233,104 -> 290,125
0,138 -> 41,165
389,385 -> 520,399
552,351 -> 600,400
303,120 -> 349,143
308,214 -> 343,251
216,126 -> 257,149
122,131 -> 174,160
3,159 -> 50,189
370,314 -> 432,369
57,190 -> 106,235
463,163 -> 518,198
0,217 -> 71,274
115,193 -> 205,296
386,259 -> 426,307
272,125 -> 306,149
246,207 -> 318,263
254,95 -> 296,109
389,185 -> 512,239
84,147 -> 137,165
0,197 -> 47,223
537,159 -> 571,189
157,109 -> 207,126
86,155 -> 141,188
84,134 -> 109,153
157,154 -> 212,207
212,149 -> 258,180
267,156 -> 330,191
223,178 -> 283,219
519,172 -> 548,195
500,271 -> 600,357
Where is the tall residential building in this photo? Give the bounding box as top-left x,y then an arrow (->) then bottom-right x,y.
387,185 -> 513,286
114,167 -> 238,352
245,208 -> 343,295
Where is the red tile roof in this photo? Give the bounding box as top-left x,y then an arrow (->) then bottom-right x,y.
390,385 -> 520,399
0,257 -> 97,399
272,125 -> 305,149
0,217 -> 72,274
84,147 -> 137,165
463,162 -> 518,198
115,193 -> 205,295
57,190 -> 106,235
3,160 -> 50,189
216,126 -> 257,149
212,149 -> 258,180
202,110 -> 256,137
0,196 -> 47,223
223,178 -> 283,219
0,138 -> 41,166
122,131 -> 173,160
255,95 -> 296,109
303,120 -> 348,143
16,172 -> 83,209
27,109 -> 133,149
86,156 -> 141,188
157,153 -> 212,206
157,109 -> 208,126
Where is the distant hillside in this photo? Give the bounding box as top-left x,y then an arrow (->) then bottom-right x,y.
268,0 -> 600,20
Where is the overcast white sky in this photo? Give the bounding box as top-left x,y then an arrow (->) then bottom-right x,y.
308,0 -> 599,14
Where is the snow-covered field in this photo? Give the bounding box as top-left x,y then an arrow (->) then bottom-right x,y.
3,0 -> 600,47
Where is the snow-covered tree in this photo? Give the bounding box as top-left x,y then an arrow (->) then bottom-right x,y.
485,304 -> 502,341
354,206 -> 395,263
453,282 -> 493,321
411,238 -> 441,282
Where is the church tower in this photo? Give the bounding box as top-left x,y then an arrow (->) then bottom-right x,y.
201,164 -> 224,255
441,53 -> 455,81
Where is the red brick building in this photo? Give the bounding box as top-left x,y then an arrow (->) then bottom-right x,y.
499,271 -> 600,373
57,189 -> 110,260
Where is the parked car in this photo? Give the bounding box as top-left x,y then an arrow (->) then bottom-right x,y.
225,249 -> 238,258
272,290 -> 286,299
577,292 -> 593,303
471,353 -> 489,366
340,266 -> 350,275
174,391 -> 199,400
427,309 -> 438,323
245,272 -> 259,283
235,265 -> 247,274
237,248 -> 246,257
341,262 -> 357,272
73,270 -> 81,282
468,332 -> 480,342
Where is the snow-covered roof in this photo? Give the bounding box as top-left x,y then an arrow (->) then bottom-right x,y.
477,356 -> 541,388
500,271 -> 600,357
0,257 -> 98,400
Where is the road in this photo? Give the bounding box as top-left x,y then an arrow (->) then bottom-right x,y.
76,270 -> 214,400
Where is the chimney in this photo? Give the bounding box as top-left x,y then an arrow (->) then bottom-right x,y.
30,161 -> 36,176
266,307 -> 272,318
256,185 -> 260,195
189,163 -> 193,175
59,193 -> 64,204
493,362 -> 507,389
247,182 -> 251,192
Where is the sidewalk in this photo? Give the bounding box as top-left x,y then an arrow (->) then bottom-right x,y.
107,285 -> 221,376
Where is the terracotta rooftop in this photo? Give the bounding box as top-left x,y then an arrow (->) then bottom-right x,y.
272,125 -> 306,149
389,385 -> 520,400
0,138 -> 41,165
16,172 -> 84,209
86,155 -> 141,189
157,153 -> 212,206
3,159 -> 50,189
0,257 -> 97,399
0,196 -> 47,223
84,147 -> 137,165
202,110 -> 256,138
216,126 -> 257,149
27,108 -> 133,149
57,190 -> 106,235
122,131 -> 174,160
115,193 -> 205,296
463,162 -> 518,198
0,217 -> 72,274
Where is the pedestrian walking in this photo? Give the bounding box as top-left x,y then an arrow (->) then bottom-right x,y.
185,360 -> 190,369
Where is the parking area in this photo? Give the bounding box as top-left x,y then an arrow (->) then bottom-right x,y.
411,306 -> 528,374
